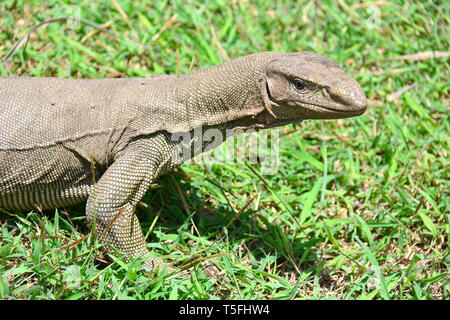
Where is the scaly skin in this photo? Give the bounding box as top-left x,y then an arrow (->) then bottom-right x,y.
0,52 -> 367,274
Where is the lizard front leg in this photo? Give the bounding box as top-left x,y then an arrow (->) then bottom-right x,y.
85,135 -> 175,274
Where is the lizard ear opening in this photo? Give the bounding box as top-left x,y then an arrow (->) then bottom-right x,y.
264,72 -> 296,107
265,79 -> 275,103
259,72 -> 282,119
263,78 -> 278,119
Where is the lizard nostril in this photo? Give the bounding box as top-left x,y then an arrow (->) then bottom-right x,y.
327,81 -> 367,112
328,87 -> 348,105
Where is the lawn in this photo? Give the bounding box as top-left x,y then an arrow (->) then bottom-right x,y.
0,0 -> 448,300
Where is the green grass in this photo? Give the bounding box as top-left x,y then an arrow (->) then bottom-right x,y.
0,0 -> 448,300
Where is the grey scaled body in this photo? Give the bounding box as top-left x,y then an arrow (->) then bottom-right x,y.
0,52 -> 367,273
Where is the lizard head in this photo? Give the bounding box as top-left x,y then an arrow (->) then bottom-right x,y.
262,51 -> 367,122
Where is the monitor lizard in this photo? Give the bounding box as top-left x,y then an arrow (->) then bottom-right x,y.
0,51 -> 367,274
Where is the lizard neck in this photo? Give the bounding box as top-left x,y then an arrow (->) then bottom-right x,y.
177,52 -> 284,131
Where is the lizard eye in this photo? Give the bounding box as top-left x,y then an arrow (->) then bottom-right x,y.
293,79 -> 306,91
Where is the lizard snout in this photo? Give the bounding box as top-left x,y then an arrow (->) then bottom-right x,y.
328,80 -> 368,115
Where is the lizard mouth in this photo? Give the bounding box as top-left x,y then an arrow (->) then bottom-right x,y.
265,81 -> 365,118
299,101 -> 366,116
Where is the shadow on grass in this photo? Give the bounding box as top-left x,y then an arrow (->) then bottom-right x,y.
139,170 -> 323,276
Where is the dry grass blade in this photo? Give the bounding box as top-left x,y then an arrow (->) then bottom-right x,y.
210,25 -> 229,62
109,0 -> 139,42
225,194 -> 255,229
3,17 -> 69,63
110,0 -> 131,27
90,153 -> 96,189
54,233 -> 90,253
337,0 -> 359,20
170,174 -> 201,238
176,48 -> 180,76
0,208 -> 20,218
150,14 -> 178,42
81,21 -> 112,43
388,51 -> 450,61
170,175 -> 190,216
213,193 -> 256,246
388,83 -> 417,101
329,127 -> 349,146
195,51 -> 200,69
179,252 -> 230,271
27,235 -> 59,239
188,56 -> 195,72
98,206 -> 130,241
